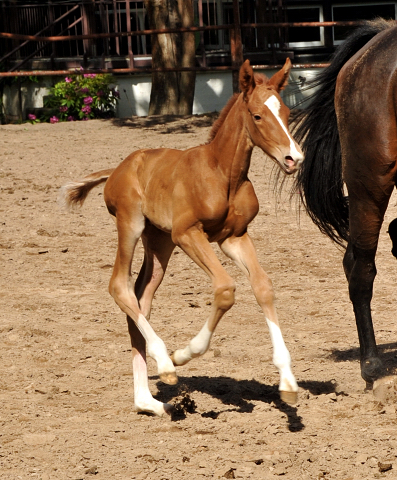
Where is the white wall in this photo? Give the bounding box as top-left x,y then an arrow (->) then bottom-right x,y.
116,71 -> 235,117
116,68 -> 320,117
2,68 -> 321,121
2,76 -> 53,121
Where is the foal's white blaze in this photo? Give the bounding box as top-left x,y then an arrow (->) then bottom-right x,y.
265,317 -> 299,393
264,95 -> 303,163
172,321 -> 212,365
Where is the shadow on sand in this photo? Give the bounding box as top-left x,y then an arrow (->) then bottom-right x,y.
110,113 -> 218,135
149,374 -> 342,430
328,341 -> 397,374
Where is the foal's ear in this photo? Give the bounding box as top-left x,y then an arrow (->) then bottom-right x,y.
239,59 -> 256,100
268,57 -> 292,92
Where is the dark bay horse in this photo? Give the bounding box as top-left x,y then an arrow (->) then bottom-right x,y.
60,59 -> 303,416
293,18 -> 397,386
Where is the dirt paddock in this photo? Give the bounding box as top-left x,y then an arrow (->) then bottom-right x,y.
1,116 -> 397,480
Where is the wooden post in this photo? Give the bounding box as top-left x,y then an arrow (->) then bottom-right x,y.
126,0 -> 134,69
82,0 -> 96,57
49,1 -> 56,57
99,0 -> 109,56
113,0 -> 120,55
323,0 -> 333,49
231,0 -> 243,93
197,0 -> 206,67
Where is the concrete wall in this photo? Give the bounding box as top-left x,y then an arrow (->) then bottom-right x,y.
2,68 -> 321,121
116,71 -> 235,117
2,76 -> 54,122
111,68 -> 320,117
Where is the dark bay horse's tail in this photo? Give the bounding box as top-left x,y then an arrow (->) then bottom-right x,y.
292,18 -> 394,247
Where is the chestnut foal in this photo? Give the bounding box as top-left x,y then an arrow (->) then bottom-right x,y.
61,59 -> 303,416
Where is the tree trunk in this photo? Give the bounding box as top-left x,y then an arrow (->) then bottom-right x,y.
144,0 -> 196,115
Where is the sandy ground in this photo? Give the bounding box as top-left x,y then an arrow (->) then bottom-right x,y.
1,116 -> 397,480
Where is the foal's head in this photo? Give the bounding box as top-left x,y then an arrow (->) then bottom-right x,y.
239,59 -> 303,174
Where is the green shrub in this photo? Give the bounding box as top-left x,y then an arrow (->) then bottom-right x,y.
43,72 -> 119,123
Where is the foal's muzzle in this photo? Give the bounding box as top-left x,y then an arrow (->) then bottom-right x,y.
283,153 -> 303,174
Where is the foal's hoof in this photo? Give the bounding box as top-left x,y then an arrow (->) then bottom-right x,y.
136,401 -> 174,417
170,350 -> 190,366
279,390 -> 298,405
159,371 -> 178,385
361,357 -> 383,384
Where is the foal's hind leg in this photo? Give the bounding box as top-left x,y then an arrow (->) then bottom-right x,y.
220,233 -> 298,403
108,208 -> 177,415
127,317 -> 173,416
128,226 -> 176,414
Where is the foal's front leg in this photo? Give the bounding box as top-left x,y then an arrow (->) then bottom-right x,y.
135,226 -> 176,319
170,227 -> 236,366
220,233 -> 298,403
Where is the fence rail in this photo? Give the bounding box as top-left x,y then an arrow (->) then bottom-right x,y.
0,0 -> 366,78
0,20 -> 365,42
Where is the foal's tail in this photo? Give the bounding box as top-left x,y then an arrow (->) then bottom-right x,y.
292,18 -> 394,247
59,168 -> 115,210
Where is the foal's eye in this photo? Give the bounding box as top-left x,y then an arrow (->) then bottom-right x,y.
253,114 -> 261,121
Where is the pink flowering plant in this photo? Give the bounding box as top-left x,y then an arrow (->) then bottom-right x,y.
27,113 -> 40,124
44,72 -> 119,122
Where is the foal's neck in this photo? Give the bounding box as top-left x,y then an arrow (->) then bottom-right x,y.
210,95 -> 253,183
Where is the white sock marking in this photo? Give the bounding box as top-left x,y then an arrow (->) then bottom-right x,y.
172,321 -> 212,365
136,313 -> 175,375
265,317 -> 298,392
132,345 -> 170,416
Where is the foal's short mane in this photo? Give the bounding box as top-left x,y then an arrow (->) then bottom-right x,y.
207,73 -> 270,143
207,93 -> 239,143
254,73 -> 269,85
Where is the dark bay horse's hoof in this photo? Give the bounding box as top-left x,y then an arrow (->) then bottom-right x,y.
388,218 -> 397,258
361,357 -> 383,384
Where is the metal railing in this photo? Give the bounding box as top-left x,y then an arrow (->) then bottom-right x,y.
0,0 -> 366,78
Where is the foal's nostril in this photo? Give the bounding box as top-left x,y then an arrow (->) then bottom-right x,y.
284,156 -> 295,168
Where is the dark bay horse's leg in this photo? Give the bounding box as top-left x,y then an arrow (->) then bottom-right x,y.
342,185 -> 394,384
343,236 -> 383,383
335,48 -> 397,384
